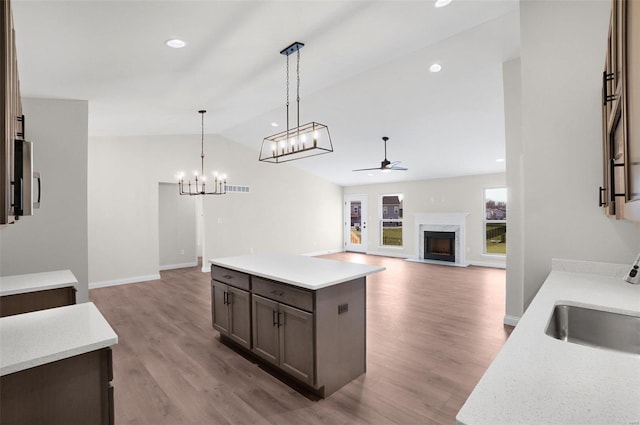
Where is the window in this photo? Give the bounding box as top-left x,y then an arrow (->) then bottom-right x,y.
484,188 -> 507,255
380,194 -> 403,246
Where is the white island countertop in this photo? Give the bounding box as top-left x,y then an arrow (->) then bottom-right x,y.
0,302 -> 118,376
457,261 -> 640,425
210,254 -> 385,290
0,270 -> 78,296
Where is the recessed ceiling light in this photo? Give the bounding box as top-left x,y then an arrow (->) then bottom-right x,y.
435,0 -> 452,8
166,39 -> 186,49
271,122 -> 279,127
496,158 -> 505,162
429,63 -> 442,73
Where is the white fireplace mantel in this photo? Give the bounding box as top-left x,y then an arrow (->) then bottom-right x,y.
412,212 -> 469,266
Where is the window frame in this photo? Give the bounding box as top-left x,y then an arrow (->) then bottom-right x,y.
380,193 -> 404,248
483,187 -> 507,256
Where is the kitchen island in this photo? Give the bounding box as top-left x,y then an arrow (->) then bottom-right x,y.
209,254 -> 385,397
457,259 -> 640,425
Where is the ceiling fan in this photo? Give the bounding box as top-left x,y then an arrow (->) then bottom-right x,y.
353,136 -> 408,172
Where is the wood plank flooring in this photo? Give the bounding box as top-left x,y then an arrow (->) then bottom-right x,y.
90,253 -> 512,425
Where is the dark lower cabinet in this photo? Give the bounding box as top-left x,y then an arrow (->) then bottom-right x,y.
211,281 -> 251,349
0,347 -> 114,425
0,286 -> 76,317
251,294 -> 314,386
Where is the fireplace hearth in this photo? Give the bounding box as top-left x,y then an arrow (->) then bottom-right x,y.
424,231 -> 455,262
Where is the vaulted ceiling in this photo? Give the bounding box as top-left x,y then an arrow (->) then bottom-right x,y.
12,0 -> 519,186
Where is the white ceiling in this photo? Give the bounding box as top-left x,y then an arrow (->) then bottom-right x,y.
12,0 -> 520,186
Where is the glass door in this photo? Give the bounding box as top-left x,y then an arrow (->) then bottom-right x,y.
344,194 -> 367,253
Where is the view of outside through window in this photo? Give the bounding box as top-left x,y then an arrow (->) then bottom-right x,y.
484,188 -> 507,254
381,194 -> 403,246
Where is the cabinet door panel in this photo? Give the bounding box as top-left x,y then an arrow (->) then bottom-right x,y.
211,282 -> 229,334
252,295 -> 279,365
279,304 -> 314,385
228,287 -> 251,349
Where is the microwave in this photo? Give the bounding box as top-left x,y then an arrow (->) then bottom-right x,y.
13,139 -> 40,217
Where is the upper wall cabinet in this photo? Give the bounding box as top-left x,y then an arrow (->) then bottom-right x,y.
601,0 -> 640,221
1,0 -> 23,225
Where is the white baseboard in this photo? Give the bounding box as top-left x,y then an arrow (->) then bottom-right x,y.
364,250 -> 410,259
503,315 -> 520,327
302,249 -> 344,257
201,264 -> 211,273
469,261 -> 506,269
159,261 -> 198,271
89,274 -> 161,289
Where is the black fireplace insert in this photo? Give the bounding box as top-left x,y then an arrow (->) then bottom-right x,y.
424,231 -> 455,262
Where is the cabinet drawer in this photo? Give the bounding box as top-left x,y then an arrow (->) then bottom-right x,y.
252,277 -> 313,312
211,266 -> 250,291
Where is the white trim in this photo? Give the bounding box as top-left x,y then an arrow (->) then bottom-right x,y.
202,264 -> 211,273
364,250 -> 409,259
89,274 -> 161,289
503,315 -> 520,327
159,261 -> 198,271
302,249 -> 344,257
469,261 -> 506,269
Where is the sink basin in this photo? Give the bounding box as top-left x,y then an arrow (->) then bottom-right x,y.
545,304 -> 640,355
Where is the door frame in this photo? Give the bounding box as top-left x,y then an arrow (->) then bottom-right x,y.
344,194 -> 368,253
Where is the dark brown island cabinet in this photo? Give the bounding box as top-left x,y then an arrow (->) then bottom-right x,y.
210,254 -> 384,398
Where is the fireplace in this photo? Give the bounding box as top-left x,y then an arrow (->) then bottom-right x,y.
411,212 -> 469,267
424,231 -> 455,262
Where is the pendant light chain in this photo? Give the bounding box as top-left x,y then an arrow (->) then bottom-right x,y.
296,49 -> 301,129
200,110 -> 205,177
286,54 -> 290,134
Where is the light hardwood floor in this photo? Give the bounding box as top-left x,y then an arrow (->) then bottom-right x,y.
90,253 -> 512,425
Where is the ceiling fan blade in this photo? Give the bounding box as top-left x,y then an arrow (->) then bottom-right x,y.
389,166 -> 408,171
352,167 -> 382,172
387,160 -> 402,168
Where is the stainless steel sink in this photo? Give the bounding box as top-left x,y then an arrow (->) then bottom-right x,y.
545,304 -> 640,355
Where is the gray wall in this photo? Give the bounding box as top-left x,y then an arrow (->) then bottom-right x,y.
89,133 -> 343,285
158,182 -> 197,269
344,173 -> 507,267
0,98 -> 89,302
511,0 -> 640,314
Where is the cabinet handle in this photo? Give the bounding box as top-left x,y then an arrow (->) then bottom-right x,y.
602,71 -> 616,105
271,290 -> 284,297
272,310 -> 278,327
223,274 -> 233,280
599,186 -> 606,207
223,291 -> 228,305
277,312 -> 283,328
227,292 -> 232,305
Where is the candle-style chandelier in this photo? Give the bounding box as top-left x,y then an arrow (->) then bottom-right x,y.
259,42 -> 333,163
177,110 -> 227,195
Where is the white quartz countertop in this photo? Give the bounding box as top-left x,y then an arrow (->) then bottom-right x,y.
210,254 -> 385,290
456,266 -> 640,425
0,270 -> 78,296
0,302 -> 118,376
